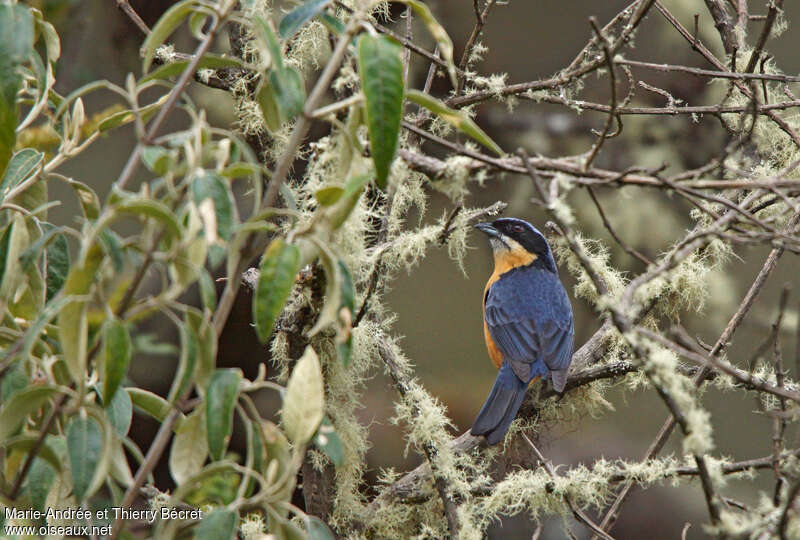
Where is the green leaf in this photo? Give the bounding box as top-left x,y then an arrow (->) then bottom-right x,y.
103,319 -> 132,406
170,408 -> 208,484
33,11 -> 60,64
186,308 -> 216,389
103,384 -> 133,437
256,80 -> 282,133
0,213 -> 30,303
141,145 -> 173,175
206,368 -> 242,461
324,173 -> 369,230
141,0 -> 198,73
133,333 -> 179,356
259,420 -> 293,499
220,161 -> 260,179
245,419 -> 265,497
306,515 -> 336,540
307,240 -> 341,337
313,416 -> 344,467
338,260 -> 355,314
44,228 -> 69,300
253,239 -> 300,342
65,178 -> 101,220
98,229 -> 123,272
180,462 -> 239,507
358,35 -> 404,189
128,388 -> 179,424
0,385 -> 57,441
96,94 -> 169,132
141,54 -> 244,83
194,508 -> 237,540
192,171 -> 236,242
0,361 -> 28,401
394,0 -> 457,87
317,12 -> 344,35
167,323 -> 198,404
252,15 -> 282,69
0,148 -> 43,204
336,260 -> 354,367
314,186 -> 343,206
109,437 -> 134,487
279,0 -> 332,39
58,244 -> 103,382
8,295 -> 70,362
18,224 -> 64,272
0,4 -> 34,178
269,66 -> 306,124
25,451 -> 56,511
66,415 -> 103,502
114,198 -> 182,240
198,268 -> 217,311
406,89 -> 502,155
282,346 -> 324,445
5,434 -> 62,472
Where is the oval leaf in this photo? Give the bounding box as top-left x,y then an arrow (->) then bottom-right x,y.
104,384 -> 133,437
58,244 -> 104,382
103,318 -> 132,406
115,198 -> 182,240
406,89 -> 502,155
167,323 -> 199,404
170,408 -> 208,484
141,54 -> 244,83
358,35 -> 404,189
0,4 -> 34,177
324,173 -> 369,230
314,186 -> 343,206
142,0 -> 197,72
127,388 -> 179,424
313,416 -> 344,467
279,0 -> 332,39
206,368 -> 242,461
0,385 -> 57,442
66,415 -> 103,502
253,239 -> 300,342
306,515 -> 336,540
194,508 -> 237,540
0,148 -> 43,203
282,346 -> 324,445
192,171 -> 236,242
0,213 -> 30,302
269,66 -> 306,124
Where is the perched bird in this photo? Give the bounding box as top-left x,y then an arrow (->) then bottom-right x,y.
470,218 -> 574,445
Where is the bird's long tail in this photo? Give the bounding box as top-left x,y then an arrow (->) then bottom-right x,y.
470,362 -> 531,445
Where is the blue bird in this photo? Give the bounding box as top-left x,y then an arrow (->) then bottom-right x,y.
470,218 -> 574,445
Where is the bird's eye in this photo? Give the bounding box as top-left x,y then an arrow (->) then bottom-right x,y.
512,225 -> 524,233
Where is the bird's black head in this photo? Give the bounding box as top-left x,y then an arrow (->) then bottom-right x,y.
475,218 -> 557,273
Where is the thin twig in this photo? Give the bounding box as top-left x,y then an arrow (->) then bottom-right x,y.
116,0 -> 150,34
455,0 -> 498,94
521,433 -> 616,540
583,17 -> 620,171
586,187 -> 653,265
744,0 -> 784,73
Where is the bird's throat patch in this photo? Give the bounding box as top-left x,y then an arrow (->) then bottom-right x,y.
491,247 -> 537,279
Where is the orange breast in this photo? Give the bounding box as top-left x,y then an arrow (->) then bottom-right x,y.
482,248 -> 538,370
482,277 -> 503,369
483,317 -> 503,369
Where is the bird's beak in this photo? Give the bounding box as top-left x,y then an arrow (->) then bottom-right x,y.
474,222 -> 500,238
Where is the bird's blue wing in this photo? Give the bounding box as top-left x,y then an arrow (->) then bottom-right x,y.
485,266 -> 574,389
